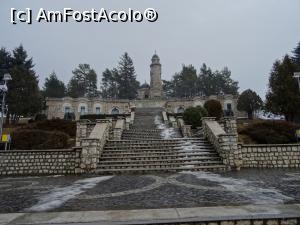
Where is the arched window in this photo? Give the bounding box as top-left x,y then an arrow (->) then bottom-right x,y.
95,107 -> 101,115
80,106 -> 86,115
177,106 -> 185,113
111,107 -> 120,115
64,106 -> 71,113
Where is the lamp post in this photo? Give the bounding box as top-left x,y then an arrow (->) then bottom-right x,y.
294,72 -> 300,91
0,73 -> 12,141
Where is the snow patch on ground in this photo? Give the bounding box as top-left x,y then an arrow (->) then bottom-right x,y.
154,115 -> 177,139
182,171 -> 292,204
27,176 -> 113,212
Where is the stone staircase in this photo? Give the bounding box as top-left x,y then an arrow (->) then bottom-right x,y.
96,108 -> 226,174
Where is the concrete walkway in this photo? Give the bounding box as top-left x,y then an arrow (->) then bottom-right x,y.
1,204 -> 300,225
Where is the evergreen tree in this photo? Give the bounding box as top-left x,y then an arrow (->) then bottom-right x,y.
197,64 -> 216,96
172,65 -> 198,98
0,48 -> 12,78
292,41 -> 300,68
266,55 -> 300,122
43,72 -> 66,98
117,53 -> 139,99
67,64 -> 98,98
198,64 -> 239,96
162,80 -> 174,98
6,45 -> 42,122
101,68 -> 119,98
237,89 -> 263,119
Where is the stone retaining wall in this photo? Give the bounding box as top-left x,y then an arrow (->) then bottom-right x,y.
240,144 -> 300,168
145,218 -> 299,225
0,149 -> 79,175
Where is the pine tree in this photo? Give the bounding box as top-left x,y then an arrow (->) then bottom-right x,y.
101,68 -> 119,98
266,55 -> 300,122
43,72 -> 66,98
237,89 -> 263,119
0,48 -> 12,78
67,64 -> 98,98
117,53 -> 139,99
6,45 -> 42,122
292,41 -> 300,69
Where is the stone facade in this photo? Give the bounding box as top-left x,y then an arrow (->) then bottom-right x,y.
46,95 -> 245,120
0,149 -> 79,175
240,144 -> 300,168
46,97 -> 130,120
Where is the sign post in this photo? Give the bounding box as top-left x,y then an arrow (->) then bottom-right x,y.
296,129 -> 300,142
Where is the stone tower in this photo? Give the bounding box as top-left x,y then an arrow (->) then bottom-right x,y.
150,54 -> 163,99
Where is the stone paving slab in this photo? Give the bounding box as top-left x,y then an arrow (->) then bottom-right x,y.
1,169 -> 300,213
2,204 -> 300,225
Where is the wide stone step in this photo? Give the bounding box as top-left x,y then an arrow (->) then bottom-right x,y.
104,144 -> 212,150
103,147 -> 214,152
108,138 -> 206,143
106,140 -> 208,145
97,161 -> 223,169
100,152 -> 219,160
96,165 -> 226,174
99,156 -> 221,164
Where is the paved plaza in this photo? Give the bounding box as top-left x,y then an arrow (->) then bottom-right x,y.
0,168 -> 300,214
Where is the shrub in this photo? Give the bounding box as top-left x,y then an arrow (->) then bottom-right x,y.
25,119 -> 76,137
183,106 -> 208,128
204,100 -> 223,120
34,114 -> 47,121
80,114 -> 107,120
239,120 -> 300,144
64,112 -> 75,121
11,129 -> 70,150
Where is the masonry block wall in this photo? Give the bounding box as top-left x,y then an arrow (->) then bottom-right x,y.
240,144 -> 300,168
0,149 -> 79,175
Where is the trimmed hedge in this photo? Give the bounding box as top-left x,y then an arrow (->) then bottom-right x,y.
239,120 -> 300,144
204,100 -> 223,120
11,129 -> 70,150
183,106 -> 208,129
25,119 -> 76,137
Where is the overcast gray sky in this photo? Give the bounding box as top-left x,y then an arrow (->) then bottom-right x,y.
1,0 -> 300,98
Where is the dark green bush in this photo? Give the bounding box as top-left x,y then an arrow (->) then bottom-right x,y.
183,106 -> 208,128
34,114 -> 47,121
11,129 -> 70,150
25,119 -> 76,137
204,99 -> 223,120
80,114 -> 107,120
239,120 -> 300,144
64,112 -> 75,120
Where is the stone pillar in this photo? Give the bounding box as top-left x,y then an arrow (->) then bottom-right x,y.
76,120 -> 90,147
169,116 -> 177,128
220,117 -> 237,134
182,125 -> 192,137
79,138 -> 100,173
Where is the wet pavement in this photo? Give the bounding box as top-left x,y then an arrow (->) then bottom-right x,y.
0,168 -> 300,213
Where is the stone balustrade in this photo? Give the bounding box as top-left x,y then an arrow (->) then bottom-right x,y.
78,120 -> 111,173
162,111 -> 168,123
169,116 -> 178,128
130,111 -> 135,125
125,116 -> 131,130
113,119 -> 125,140
202,117 -> 241,170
